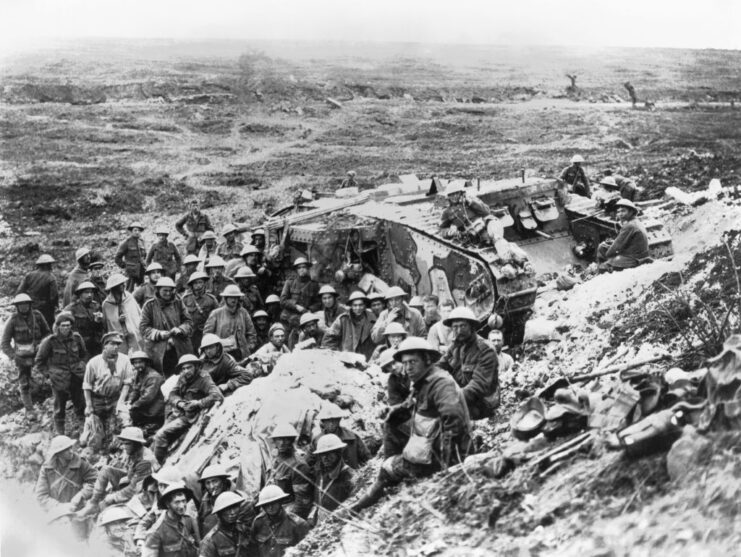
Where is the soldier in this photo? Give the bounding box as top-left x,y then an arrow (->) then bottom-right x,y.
266,423 -> 313,519
176,198 -> 213,255
378,347 -> 411,457
367,292 -> 386,319
1,293 -> 51,420
234,266 -> 264,312
198,465 -> 231,535
140,277 -> 194,376
439,183 -> 493,242
216,224 -> 244,263
309,403 -> 369,470
197,231 -> 219,269
152,354 -> 223,464
311,434 -> 355,520
115,222 -> 147,291
369,321 -> 407,364
82,332 -> 134,448
64,281 -> 105,358
293,313 -> 324,349
559,154 -> 592,198
17,253 -> 58,327
147,226 -> 182,280
63,247 -> 93,306
370,286 -> 426,344
203,285 -> 257,362
200,492 -> 252,557
101,273 -> 143,356
35,312 -> 87,434
89,260 -> 108,305
144,482 -> 200,557
422,295 -> 441,329
597,199 -> 650,272
321,291 -> 377,361
35,435 -> 96,539
250,228 -> 267,254
351,338 -> 471,512
133,263 -> 163,307
239,244 -> 271,298
251,485 -> 309,557
94,505 -> 137,556
427,300 -> 455,354
317,285 -> 347,333
124,351 -> 165,436
438,307 -> 498,420
280,257 -> 321,336
77,427 -> 157,518
251,323 -> 290,375
198,334 -> 253,395
205,256 -> 235,299
598,174 -> 639,202
339,170 -> 358,189
181,271 -> 219,352
487,328 -> 514,375
264,294 -> 281,325
252,310 -> 271,349
176,254 -> 202,294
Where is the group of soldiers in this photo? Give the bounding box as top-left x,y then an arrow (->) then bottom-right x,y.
2,198 -> 517,556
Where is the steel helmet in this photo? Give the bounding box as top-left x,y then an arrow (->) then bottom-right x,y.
200,334 -> 222,351
183,254 -> 202,265
176,354 -> 202,370
383,322 -> 407,337
317,403 -> 346,421
129,350 -> 152,363
75,247 -> 91,261
318,285 -> 338,296
201,231 -> 217,241
599,176 -> 618,187
384,286 -> 407,300
487,313 -> 504,330
117,427 -> 146,445
445,182 -> 466,196
200,464 -> 230,482
268,323 -> 285,336
615,199 -> 639,213
368,292 -> 385,303
265,294 -> 280,305
299,313 -> 319,327
347,291 -> 368,304
570,154 -> 585,164
187,271 -> 209,284
145,263 -> 163,274
252,310 -> 269,320
212,491 -> 244,514
157,482 -> 193,509
256,485 -> 289,507
155,277 -> 176,289
252,228 -> 266,238
409,296 -> 423,308
220,285 -> 243,298
313,433 -> 347,455
48,435 -> 76,456
293,257 -> 311,268
35,254 -> 56,265
89,260 -> 105,268
127,221 -> 145,231
98,505 -> 133,527
270,423 -> 299,439
105,273 -> 128,291
152,465 -> 182,484
12,293 -> 33,305
74,281 -> 97,293
154,225 -> 170,235
206,256 -> 227,269
443,306 -> 478,327
221,224 -> 238,236
234,266 -> 256,279
393,337 -> 441,362
379,348 -> 397,369
240,245 -> 261,257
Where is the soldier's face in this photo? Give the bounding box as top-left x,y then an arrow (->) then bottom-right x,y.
57,322 -> 73,337
220,505 -> 240,525
451,320 -> 474,342
168,493 -> 187,516
320,418 -> 340,434
131,228 -> 142,238
263,502 -> 281,517
157,234 -> 168,244
205,239 -> 215,249
212,267 -> 224,278
102,341 -> 120,358
244,254 -> 256,266
185,263 -> 198,273
149,271 -> 162,283
302,322 -> 317,334
275,437 -> 294,454
91,266 -> 103,277
159,287 -> 174,301
106,521 -> 127,538
224,297 -> 239,310
487,331 -> 503,352
401,352 -> 429,383
122,440 -> 138,456
296,264 -> 309,277
321,294 -> 335,308
255,317 -> 268,329
424,301 -> 438,316
616,207 -> 633,222
15,302 -> 31,314
388,297 -> 403,310
224,232 -> 235,243
449,192 -> 463,205
179,363 -> 197,379
440,304 -> 453,320
132,359 -> 147,373
203,345 -> 221,359
80,290 -> 94,303
350,301 -> 366,316
370,300 -> 385,315
387,334 -> 405,348
204,478 -> 224,497
271,331 -> 285,348
320,451 -> 341,470
191,279 -> 205,293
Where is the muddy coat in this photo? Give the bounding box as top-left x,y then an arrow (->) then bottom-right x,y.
34,330 -> 87,393
200,523 -> 252,557
321,309 -> 377,360
200,351 -> 252,394
318,302 -> 347,333
371,304 -> 426,344
267,451 -> 313,519
102,291 -> 143,356
439,335 -> 498,420
147,241 -> 183,279
1,309 -> 50,366
17,269 -> 58,326
116,236 -> 147,282
314,459 -> 354,514
167,370 -> 223,421
144,511 -> 200,557
181,290 -> 218,350
140,293 -> 194,373
279,276 -> 321,324
63,265 -> 90,307
35,452 -> 96,510
203,305 -> 257,358
63,299 -> 105,356
251,508 -> 309,557
128,366 -> 165,422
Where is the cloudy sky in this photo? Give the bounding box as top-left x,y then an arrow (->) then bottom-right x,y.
1,0 -> 739,50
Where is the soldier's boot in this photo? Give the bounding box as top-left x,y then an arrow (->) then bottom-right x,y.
350,479 -> 386,513
21,392 -> 37,422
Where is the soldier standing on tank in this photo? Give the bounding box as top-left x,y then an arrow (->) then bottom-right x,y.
16,253 -> 59,327
115,222 -> 147,292
559,154 -> 592,198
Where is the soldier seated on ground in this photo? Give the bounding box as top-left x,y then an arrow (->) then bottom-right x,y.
311,434 -> 355,522
321,291 -> 377,361
292,313 -> 324,350
144,482 -> 200,557
439,182 -> 493,244
252,310 -> 271,348
370,287 -> 426,344
151,354 -> 224,464
252,485 -> 310,556
122,351 -> 165,437
438,307 -> 499,420
203,284 -> 257,362
369,321 -> 407,365
92,505 -> 137,556
378,348 -> 412,457
250,323 -> 291,375
200,492 -> 253,557
427,299 -> 455,355
267,423 -> 313,519
596,199 -> 650,272
197,464 -> 256,536
199,334 -> 253,395
308,403 -> 369,470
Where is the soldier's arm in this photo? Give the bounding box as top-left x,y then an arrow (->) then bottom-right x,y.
172,243 -> 183,267
140,302 -> 166,341
280,280 -> 297,311
38,313 -> 51,338
114,240 -> 127,269
33,336 -> 52,376
34,467 -> 52,509
78,459 -> 97,501
370,310 -> 389,344
131,373 -> 164,410
469,197 -> 492,218
50,279 -> 59,310
432,377 -> 468,438
410,311 -> 427,337
134,508 -> 157,542
320,317 -> 342,351
198,375 -> 225,409
145,246 -> 155,265
461,346 -> 498,406
1,319 -> 15,359
292,460 -> 314,517
175,214 -> 188,236
202,309 -> 217,335
223,358 -> 253,392
177,300 -> 193,337
168,378 -> 185,409
243,312 -> 257,352
109,456 -> 154,503
605,224 -> 635,258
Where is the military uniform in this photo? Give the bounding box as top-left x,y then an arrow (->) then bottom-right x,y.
559,164 -> 592,198
176,210 -> 213,255
63,298 -> 105,357
310,427 -> 369,470
145,511 -> 200,557
1,310 -> 50,412
200,524 -> 251,557
116,237 -> 147,290
439,196 -> 491,231
313,459 -> 354,517
181,290 -> 218,353
63,266 -> 90,307
203,306 -> 258,362
89,445 -> 158,507
17,269 -> 58,327
127,366 -> 165,434
267,452 -> 313,519
207,275 -> 236,298
140,294 -> 194,375
251,508 -> 309,557
200,351 -> 253,395
147,242 -> 183,279
216,240 -> 244,262
133,282 -> 158,307
371,305 -> 426,344
279,276 -> 321,332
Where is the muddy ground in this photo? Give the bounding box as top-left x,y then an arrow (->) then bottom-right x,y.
2,40 -> 741,555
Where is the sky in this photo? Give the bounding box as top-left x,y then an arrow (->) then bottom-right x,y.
0,0 -> 739,51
